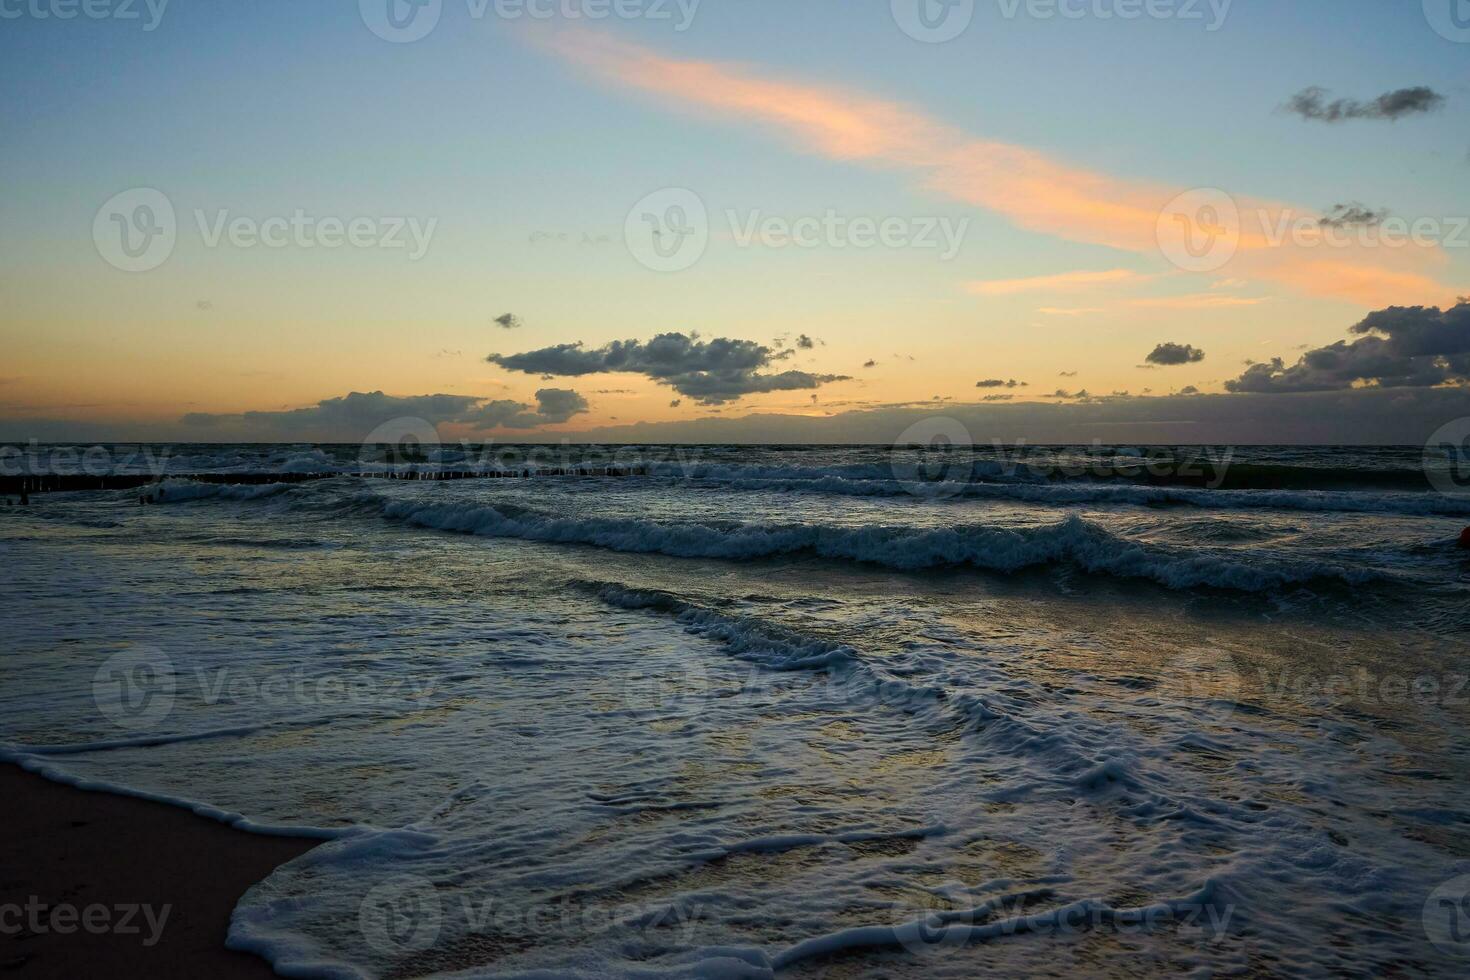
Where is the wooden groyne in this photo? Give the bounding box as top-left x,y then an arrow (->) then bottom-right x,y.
0,467 -> 650,496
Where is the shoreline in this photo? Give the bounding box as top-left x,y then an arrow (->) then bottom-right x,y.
1,762 -> 320,978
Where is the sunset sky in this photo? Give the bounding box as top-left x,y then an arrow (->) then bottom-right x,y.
2,0 -> 1468,443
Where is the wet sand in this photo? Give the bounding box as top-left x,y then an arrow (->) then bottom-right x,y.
1,763 -> 319,978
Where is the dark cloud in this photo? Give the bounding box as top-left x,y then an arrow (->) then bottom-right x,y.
981,394 -> 1014,402
441,385 -> 1470,446
669,399 -> 682,408
449,388 -> 589,429
863,359 -> 878,369
487,332 -> 849,405
180,388 -> 587,438
1146,343 -> 1207,366
1284,86 -> 1445,123
1059,371 -> 1078,378
1179,385 -> 1200,395
529,388 -> 589,422
1226,302 -> 1470,393
796,334 -> 818,350
1319,203 -> 1389,228
976,378 -> 1028,389
495,313 -> 523,330
182,391 -> 481,435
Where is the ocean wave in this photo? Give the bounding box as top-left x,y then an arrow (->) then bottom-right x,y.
376,498 -> 1376,592
583,582 -> 859,673
144,479 -> 299,503
649,464 -> 1469,516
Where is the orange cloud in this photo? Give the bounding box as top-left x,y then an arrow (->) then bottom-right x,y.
1130,294 -> 1269,310
966,269 -> 1145,296
539,30 -> 1454,308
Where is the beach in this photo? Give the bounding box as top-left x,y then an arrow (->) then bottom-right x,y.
1,763 -> 317,978
2,443 -> 1469,976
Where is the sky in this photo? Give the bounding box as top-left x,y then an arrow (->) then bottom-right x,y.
1,0 -> 1468,444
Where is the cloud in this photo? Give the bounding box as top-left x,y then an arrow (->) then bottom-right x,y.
1179,385 -> 1200,395
981,394 -> 1014,401
669,399 -> 682,408
796,334 -> 818,349
539,31 -> 1454,307
1059,371 -> 1078,378
1320,203 -> 1389,228
966,269 -> 1144,295
1226,301 -> 1470,392
976,378 -> 1027,388
566,386 -> 1470,446
459,388 -> 590,429
863,359 -> 877,368
181,391 -> 482,435
1284,86 -> 1446,123
1146,343 -> 1207,366
495,313 -> 523,329
487,332 -> 849,405
1130,294 -> 1267,310
179,388 -> 588,439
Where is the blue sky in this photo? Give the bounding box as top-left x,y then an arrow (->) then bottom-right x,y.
1,0 -> 1468,441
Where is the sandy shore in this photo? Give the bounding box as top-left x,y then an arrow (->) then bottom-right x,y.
1,763 -> 320,978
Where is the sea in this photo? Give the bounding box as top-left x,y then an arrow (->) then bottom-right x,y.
3,442 -> 1470,978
